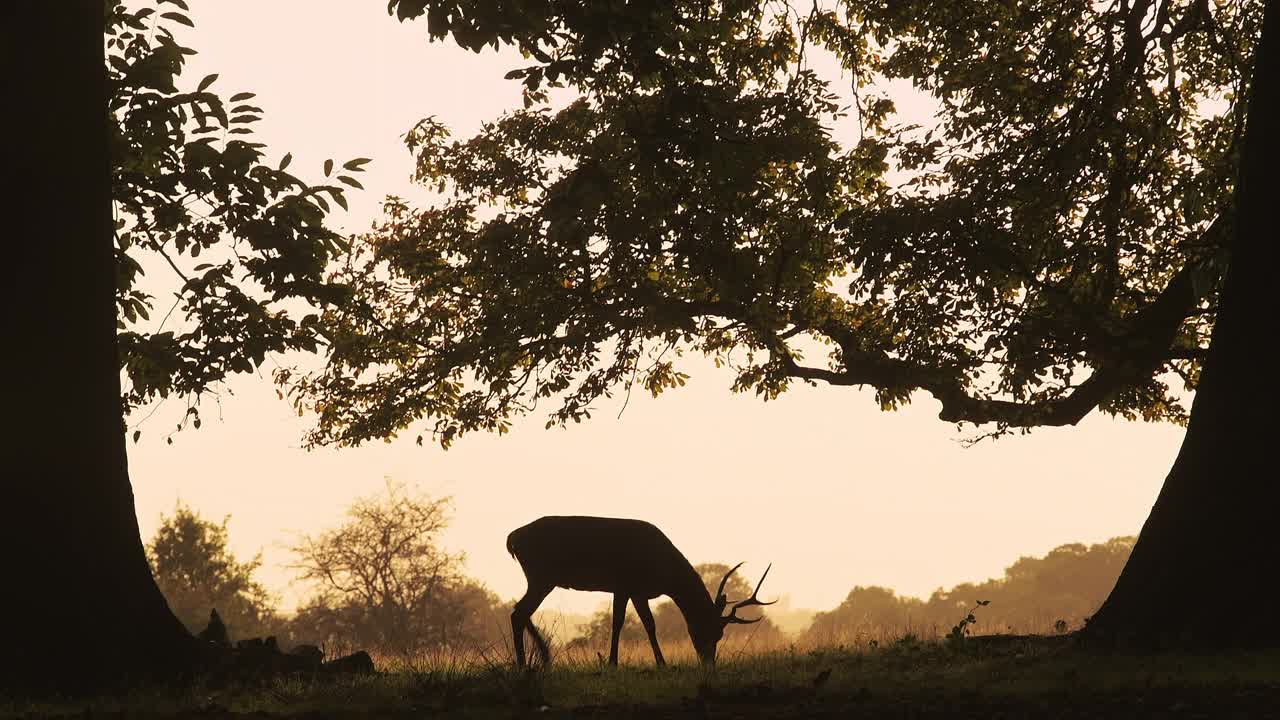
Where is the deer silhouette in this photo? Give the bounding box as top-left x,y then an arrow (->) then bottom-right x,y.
506,515 -> 774,667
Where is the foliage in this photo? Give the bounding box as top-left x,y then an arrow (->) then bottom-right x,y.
106,0 -> 364,437
287,479 -> 505,656
946,599 -> 991,647
285,0 -> 1262,448
802,537 -> 1135,643
568,563 -> 787,656
147,503 -> 280,641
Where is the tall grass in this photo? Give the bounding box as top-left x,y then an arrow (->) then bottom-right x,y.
5,631 -> 1279,718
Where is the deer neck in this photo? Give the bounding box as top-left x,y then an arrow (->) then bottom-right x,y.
667,569 -> 718,627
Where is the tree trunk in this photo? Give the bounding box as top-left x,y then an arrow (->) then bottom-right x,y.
5,3 -> 193,691
1085,0 -> 1277,649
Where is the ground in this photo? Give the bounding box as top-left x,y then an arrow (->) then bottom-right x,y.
5,636 -> 1279,718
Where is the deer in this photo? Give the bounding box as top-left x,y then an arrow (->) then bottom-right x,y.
506,515 -> 774,667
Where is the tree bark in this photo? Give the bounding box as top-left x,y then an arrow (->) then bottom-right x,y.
4,3 -> 193,691
1084,0 -> 1277,649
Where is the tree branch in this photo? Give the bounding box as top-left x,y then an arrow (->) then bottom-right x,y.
780,215 -> 1225,428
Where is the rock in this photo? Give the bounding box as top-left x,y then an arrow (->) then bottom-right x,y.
289,643 -> 324,670
290,645 -> 322,661
323,650 -> 375,675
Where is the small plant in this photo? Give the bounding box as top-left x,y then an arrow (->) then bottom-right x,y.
946,600 -> 990,647
890,633 -> 921,651
1054,619 -> 1070,635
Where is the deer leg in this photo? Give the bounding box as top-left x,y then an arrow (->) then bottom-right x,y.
511,583 -> 552,667
608,593 -> 628,665
633,597 -> 666,667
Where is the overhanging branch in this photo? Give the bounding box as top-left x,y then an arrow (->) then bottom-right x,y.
776,216 -> 1224,428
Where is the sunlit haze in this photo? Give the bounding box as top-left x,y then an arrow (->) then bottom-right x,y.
126,2 -> 1185,618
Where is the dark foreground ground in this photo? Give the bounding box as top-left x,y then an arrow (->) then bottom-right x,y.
5,636 -> 1279,718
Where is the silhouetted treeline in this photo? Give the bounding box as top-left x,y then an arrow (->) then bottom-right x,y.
148,482 -> 510,660
151,495 -> 1134,659
801,537 -> 1135,644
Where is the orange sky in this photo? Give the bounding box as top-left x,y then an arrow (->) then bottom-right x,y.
125,2 -> 1186,616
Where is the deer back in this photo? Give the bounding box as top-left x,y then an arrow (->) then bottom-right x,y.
507,516 -> 704,598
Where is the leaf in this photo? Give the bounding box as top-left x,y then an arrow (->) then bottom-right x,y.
323,159 -> 334,177
337,175 -> 364,189
161,11 -> 194,27
342,158 -> 372,171
197,73 -> 218,91
279,152 -> 293,171
229,92 -> 257,102
133,430 -> 142,443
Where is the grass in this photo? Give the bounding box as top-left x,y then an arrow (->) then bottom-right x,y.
5,636 -> 1280,718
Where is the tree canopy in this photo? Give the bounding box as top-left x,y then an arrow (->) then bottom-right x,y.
147,503 -> 279,642
107,0 -> 364,437
283,0 -> 1262,449
288,479 -> 506,656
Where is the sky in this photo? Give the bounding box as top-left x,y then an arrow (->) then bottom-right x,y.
125,1 -> 1187,617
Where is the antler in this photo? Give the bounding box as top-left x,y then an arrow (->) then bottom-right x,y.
721,563 -> 776,625
714,562 -> 746,608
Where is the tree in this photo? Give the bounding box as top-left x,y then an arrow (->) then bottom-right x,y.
6,2 -> 359,689
288,479 -> 503,656
802,586 -> 928,645
802,537 -> 1136,644
148,504 -> 280,642
289,0 -> 1275,648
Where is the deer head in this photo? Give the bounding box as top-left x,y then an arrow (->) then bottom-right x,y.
689,562 -> 776,664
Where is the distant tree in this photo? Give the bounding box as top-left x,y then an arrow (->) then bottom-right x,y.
803,586 -> 929,645
7,2 -> 364,688
926,537 -> 1135,633
288,479 -> 502,655
418,580 -> 510,652
293,0 -> 1276,648
147,503 -> 280,642
801,537 -> 1136,643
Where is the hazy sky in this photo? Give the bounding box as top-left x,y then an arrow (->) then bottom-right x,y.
126,2 -> 1185,616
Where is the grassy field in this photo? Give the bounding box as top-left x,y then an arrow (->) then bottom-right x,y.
6,635 -> 1280,718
